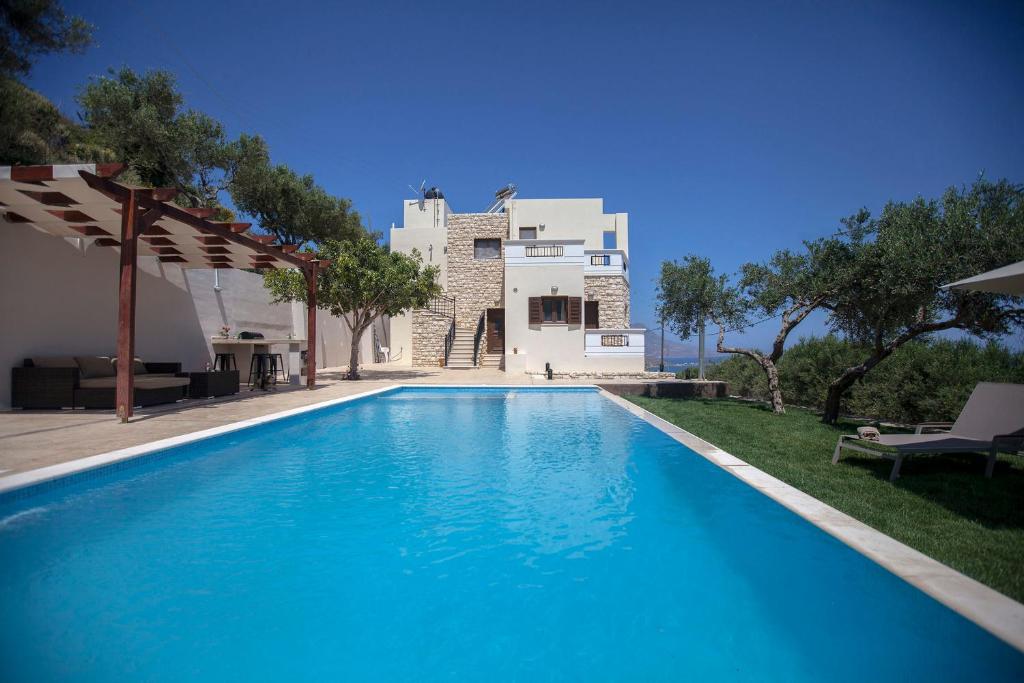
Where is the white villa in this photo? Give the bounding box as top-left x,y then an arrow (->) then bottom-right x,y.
388,186 -> 646,375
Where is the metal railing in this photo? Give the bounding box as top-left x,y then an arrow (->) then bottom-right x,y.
601,334 -> 629,347
525,245 -> 564,258
443,320 -> 456,366
425,294 -> 455,319
472,311 -> 485,366
590,254 -> 611,266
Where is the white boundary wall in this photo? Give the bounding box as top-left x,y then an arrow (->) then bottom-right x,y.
0,226 -> 373,408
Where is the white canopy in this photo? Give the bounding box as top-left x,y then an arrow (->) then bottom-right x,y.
942,260 -> 1024,296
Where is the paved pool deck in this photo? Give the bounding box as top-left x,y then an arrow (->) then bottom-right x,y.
0,365 -> 630,476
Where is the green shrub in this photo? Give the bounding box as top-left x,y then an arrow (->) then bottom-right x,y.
706,336 -> 1024,423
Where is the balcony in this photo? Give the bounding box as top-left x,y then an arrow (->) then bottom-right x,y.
584,250 -> 628,279
584,328 -> 645,358
505,239 -> 584,267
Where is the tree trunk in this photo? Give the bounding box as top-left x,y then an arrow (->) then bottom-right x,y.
347,328 -> 362,380
761,358 -> 785,415
715,320 -> 786,414
823,369 -> 863,424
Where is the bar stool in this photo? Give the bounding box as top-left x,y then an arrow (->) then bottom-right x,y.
214,353 -> 237,372
248,353 -> 273,390
270,353 -> 287,384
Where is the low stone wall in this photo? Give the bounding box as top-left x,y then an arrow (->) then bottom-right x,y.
540,371 -> 675,380
599,380 -> 729,399
411,310 -> 451,367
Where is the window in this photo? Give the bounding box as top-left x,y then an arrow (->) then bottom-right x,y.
542,296 -> 567,323
474,238 -> 501,259
519,227 -> 537,239
529,296 -> 582,325
602,231 -> 616,249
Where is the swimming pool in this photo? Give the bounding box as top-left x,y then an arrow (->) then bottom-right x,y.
1,387 -> 1021,681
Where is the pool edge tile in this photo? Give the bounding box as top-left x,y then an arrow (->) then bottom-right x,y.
596,389 -> 1024,654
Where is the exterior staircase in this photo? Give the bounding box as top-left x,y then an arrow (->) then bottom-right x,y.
478,352 -> 504,369
446,328 -> 477,369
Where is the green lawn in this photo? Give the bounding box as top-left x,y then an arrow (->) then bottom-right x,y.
626,396 -> 1024,603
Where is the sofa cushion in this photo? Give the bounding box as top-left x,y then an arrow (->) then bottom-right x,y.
134,376 -> 190,389
30,356 -> 79,369
112,357 -> 148,375
78,377 -> 117,389
75,356 -> 115,378
78,376 -> 189,390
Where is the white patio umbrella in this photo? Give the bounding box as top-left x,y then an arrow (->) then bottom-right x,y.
941,260 -> 1024,296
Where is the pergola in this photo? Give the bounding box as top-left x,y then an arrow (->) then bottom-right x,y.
1,163 -> 328,422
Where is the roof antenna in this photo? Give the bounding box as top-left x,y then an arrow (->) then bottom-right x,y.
407,180 -> 426,210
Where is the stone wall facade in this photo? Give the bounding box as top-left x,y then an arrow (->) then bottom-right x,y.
411,309 -> 452,367
584,275 -> 630,328
446,213 -> 508,328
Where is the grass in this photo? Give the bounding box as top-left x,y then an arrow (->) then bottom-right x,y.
626,396 -> 1024,603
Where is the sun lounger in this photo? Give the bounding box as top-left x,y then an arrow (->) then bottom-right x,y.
832,382 -> 1024,481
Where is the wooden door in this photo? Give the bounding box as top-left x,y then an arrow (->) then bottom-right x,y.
486,308 -> 505,353
584,300 -> 599,329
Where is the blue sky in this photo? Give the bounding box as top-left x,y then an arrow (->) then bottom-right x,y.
28,0 -> 1024,352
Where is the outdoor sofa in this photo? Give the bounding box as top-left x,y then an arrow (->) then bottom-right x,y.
832,382 -> 1024,481
11,356 -> 190,410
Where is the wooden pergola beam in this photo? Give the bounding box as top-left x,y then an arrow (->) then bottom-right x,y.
75,168 -> 326,418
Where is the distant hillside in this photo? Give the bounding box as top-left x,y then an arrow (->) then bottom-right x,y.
635,322 -> 698,361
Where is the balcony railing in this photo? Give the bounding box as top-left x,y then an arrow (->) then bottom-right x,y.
584,328 -> 645,357
584,250 -> 628,279
526,244 -> 564,258
505,239 -> 584,267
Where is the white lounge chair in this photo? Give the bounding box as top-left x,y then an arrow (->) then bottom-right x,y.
832,382 -> 1024,481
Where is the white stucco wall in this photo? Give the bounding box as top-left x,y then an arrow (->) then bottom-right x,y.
391,198 -> 449,288
388,310 -> 413,365
0,226 -> 373,408
506,199 -> 629,255
504,263 -> 587,373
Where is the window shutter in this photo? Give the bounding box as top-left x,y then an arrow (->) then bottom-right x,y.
528,297 -> 542,324
567,297 -> 582,325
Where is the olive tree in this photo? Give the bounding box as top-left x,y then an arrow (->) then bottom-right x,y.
819,179 -> 1024,424
264,238 -> 440,380
77,68 -> 266,210
657,255 -> 734,380
230,157 -> 365,247
713,245 -> 836,414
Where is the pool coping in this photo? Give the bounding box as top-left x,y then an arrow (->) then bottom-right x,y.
597,389 -> 1024,654
1,383 -> 1021,653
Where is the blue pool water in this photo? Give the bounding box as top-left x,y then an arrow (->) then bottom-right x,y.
1,387 -> 1021,681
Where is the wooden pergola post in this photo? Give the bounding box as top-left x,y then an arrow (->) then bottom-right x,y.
115,189 -> 139,422
305,262 -> 318,389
